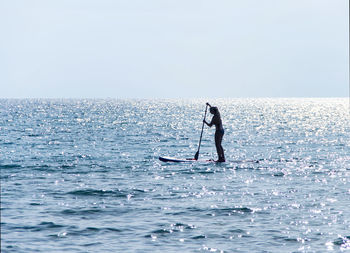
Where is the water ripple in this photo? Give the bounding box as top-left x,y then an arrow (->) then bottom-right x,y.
1,98 -> 349,252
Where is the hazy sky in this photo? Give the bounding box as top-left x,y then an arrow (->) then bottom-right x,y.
1,0 -> 348,98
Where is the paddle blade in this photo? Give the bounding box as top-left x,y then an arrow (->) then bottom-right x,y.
194,151 -> 199,160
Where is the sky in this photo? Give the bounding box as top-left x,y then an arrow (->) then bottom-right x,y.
0,0 -> 349,98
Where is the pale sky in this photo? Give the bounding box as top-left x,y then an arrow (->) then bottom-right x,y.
0,0 -> 349,98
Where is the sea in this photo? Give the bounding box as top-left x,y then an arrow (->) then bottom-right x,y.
1,98 -> 349,253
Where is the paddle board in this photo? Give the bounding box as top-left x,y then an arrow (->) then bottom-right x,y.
159,156 -> 216,163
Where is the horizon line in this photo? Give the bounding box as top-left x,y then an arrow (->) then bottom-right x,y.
0,96 -> 348,100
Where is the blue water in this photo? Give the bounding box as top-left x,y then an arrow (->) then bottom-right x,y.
1,98 -> 349,252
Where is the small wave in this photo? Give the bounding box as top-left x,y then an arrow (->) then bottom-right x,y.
186,207 -> 205,213
31,164 -> 58,172
60,164 -> 77,169
217,207 -> 253,215
9,222 -> 66,232
174,222 -> 194,227
148,229 -> 172,236
145,223 -> 196,238
2,141 -> 14,145
61,208 -> 103,216
273,235 -> 299,243
80,227 -> 123,234
67,188 -> 147,199
67,189 -> 127,198
234,166 -> 258,171
14,225 -> 37,231
27,133 -> 41,137
81,242 -> 103,247
273,172 -> 285,177
197,169 -> 215,175
2,245 -> 21,252
186,206 -> 253,216
68,227 -> 101,236
229,228 -> 246,234
51,226 -> 123,238
38,221 -> 65,229
192,235 -> 206,239
105,227 -> 123,232
334,236 -> 350,247
0,164 -> 22,169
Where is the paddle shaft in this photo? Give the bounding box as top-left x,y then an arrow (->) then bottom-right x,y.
195,104 -> 208,160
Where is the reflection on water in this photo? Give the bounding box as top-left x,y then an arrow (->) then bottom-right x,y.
1,98 -> 349,252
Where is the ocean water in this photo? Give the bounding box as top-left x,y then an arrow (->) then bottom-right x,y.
1,98 -> 349,253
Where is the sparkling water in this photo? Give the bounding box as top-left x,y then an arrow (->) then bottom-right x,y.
1,98 -> 349,252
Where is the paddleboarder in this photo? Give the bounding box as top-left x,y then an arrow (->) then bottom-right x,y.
203,103 -> 225,162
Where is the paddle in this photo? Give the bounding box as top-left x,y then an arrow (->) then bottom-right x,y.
194,103 -> 209,160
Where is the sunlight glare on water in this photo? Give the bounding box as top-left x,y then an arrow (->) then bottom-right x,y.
0,98 -> 349,252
